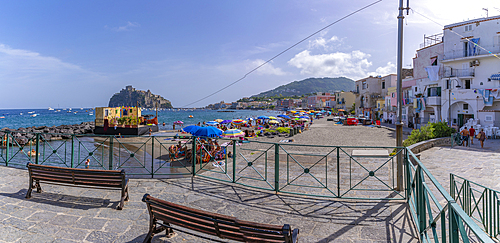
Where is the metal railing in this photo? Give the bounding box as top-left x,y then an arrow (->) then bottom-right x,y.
443,46 -> 500,60
443,68 -> 475,78
0,130 -> 496,242
451,173 -> 500,241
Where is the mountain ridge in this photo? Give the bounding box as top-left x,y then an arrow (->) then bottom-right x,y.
251,77 -> 355,98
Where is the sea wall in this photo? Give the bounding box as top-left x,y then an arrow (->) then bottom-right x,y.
407,137 -> 451,154
0,122 -> 94,146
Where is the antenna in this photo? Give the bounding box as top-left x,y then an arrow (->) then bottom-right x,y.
482,8 -> 488,18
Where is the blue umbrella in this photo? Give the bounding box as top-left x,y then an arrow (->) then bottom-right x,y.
277,114 -> 291,119
182,125 -> 201,134
206,121 -> 219,126
192,126 -> 222,137
220,120 -> 232,124
299,116 -> 309,119
257,116 -> 269,119
246,117 -> 254,121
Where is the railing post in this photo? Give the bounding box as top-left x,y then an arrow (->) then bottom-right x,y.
450,174 -> 455,199
449,205 -> 459,243
35,133 -> 40,165
274,143 -> 279,193
5,131 -> 9,166
70,135 -> 74,168
416,167 -> 426,235
192,137 -> 196,176
151,137 -> 154,178
337,146 -> 340,197
232,140 -> 236,183
108,136 -> 113,170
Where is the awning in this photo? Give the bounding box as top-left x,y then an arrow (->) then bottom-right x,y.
490,74 -> 500,80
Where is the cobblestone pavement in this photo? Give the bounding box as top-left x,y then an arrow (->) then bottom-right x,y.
419,137 -> 500,194
0,165 -> 419,243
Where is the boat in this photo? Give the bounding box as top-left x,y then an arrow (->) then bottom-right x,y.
188,115 -> 193,118
48,107 -> 54,111
31,114 -> 37,117
0,116 -> 5,119
89,113 -> 93,115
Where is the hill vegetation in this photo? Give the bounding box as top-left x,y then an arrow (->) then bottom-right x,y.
251,77 -> 355,98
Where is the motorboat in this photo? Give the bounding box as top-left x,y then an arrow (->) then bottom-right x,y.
188,115 -> 194,118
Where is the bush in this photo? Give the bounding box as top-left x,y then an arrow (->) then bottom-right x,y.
403,121 -> 454,147
276,127 -> 290,134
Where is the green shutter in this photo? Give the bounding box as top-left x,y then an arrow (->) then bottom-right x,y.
437,87 -> 441,96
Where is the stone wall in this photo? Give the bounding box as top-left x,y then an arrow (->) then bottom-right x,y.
407,136 -> 451,154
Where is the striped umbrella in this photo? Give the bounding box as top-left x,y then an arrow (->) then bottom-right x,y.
214,119 -> 223,123
222,129 -> 245,138
232,119 -> 247,125
206,121 -> 219,126
268,116 -> 277,120
268,120 -> 279,124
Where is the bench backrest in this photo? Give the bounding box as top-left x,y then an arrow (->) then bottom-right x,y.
27,163 -> 125,188
143,194 -> 293,242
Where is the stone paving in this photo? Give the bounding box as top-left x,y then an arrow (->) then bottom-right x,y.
0,165 -> 419,243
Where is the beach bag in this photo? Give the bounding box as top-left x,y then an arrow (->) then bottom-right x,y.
476,134 -> 481,139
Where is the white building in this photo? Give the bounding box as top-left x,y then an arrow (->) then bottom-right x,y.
440,15 -> 500,128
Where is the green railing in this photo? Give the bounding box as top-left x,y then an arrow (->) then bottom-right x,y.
406,150 -> 494,242
0,130 -> 496,242
451,174 -> 500,241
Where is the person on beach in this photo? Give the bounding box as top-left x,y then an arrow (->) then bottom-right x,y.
468,126 -> 475,145
478,129 -> 486,148
460,127 -> 469,147
85,159 -> 90,169
149,128 -> 152,136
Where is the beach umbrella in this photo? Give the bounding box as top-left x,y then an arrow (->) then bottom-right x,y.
220,120 -> 232,124
232,119 -> 246,125
192,126 -> 222,137
257,116 -> 269,119
290,111 -> 297,113
173,121 -> 183,124
294,118 -> 300,121
268,120 -> 279,124
246,117 -> 254,121
214,119 -> 223,123
206,121 -> 219,126
182,125 -> 201,134
222,129 -> 245,138
299,118 -> 309,122
299,116 -> 309,119
268,116 -> 277,120
277,114 -> 291,119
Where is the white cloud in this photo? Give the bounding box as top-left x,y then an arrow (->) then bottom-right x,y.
110,21 -> 140,32
367,62 -> 396,77
248,59 -> 286,76
0,43 -> 110,108
288,50 -> 372,79
308,36 -> 341,51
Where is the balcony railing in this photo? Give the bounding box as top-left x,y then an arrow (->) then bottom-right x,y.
442,45 -> 500,60
443,68 -> 475,78
427,96 -> 441,106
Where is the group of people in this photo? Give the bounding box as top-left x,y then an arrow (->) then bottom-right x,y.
460,126 -> 486,148
168,138 -> 226,163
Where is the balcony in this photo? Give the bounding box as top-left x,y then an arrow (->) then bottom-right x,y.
442,45 -> 500,61
443,68 -> 474,78
427,96 -> 441,106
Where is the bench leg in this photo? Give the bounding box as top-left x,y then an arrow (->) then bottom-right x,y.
117,186 -> 129,210
25,177 -> 34,199
35,180 -> 42,193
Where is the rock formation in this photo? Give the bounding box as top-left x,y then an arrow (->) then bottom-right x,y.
108,85 -> 173,108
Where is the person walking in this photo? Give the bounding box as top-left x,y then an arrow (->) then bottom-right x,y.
460,127 -> 469,147
468,126 -> 475,145
478,129 -> 486,148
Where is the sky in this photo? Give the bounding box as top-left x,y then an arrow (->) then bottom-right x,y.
0,0 -> 498,109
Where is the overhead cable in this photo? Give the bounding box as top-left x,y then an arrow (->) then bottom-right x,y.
180,0 -> 383,108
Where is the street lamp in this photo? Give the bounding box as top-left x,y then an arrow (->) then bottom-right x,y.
448,79 -> 462,127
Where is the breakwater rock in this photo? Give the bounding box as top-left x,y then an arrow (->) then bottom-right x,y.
1,122 -> 95,146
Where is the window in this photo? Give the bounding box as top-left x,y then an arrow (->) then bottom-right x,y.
382,82 -> 385,89
485,115 -> 493,121
463,104 -> 469,110
428,87 -> 442,97
392,93 -> 395,98
123,109 -> 128,116
465,25 -> 472,31
465,80 -> 471,89
362,81 -> 367,89
446,80 -> 450,89
415,87 -> 418,92
104,110 -> 109,117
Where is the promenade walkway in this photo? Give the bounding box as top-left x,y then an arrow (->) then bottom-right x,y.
0,165 -> 419,242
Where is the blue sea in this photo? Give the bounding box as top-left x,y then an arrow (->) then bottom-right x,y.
0,108 -> 283,130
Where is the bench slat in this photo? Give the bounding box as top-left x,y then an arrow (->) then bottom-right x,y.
150,204 -> 287,242
30,168 -> 122,178
143,194 -> 296,243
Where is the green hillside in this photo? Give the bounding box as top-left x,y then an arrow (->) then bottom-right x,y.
252,77 -> 355,98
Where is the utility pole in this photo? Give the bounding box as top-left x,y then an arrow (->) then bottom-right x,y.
396,0 -> 409,191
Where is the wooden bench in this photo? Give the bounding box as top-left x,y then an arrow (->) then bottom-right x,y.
142,194 -> 299,243
25,163 -> 129,210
